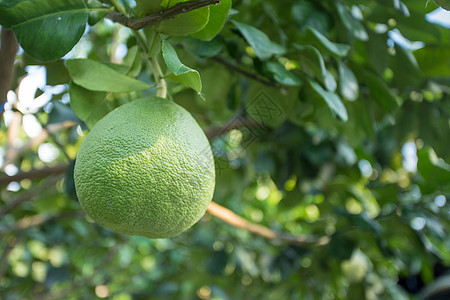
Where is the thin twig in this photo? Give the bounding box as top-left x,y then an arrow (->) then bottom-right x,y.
0,29 -> 19,123
204,116 -> 262,139
38,123 -> 73,162
3,109 -> 22,171
0,237 -> 18,280
210,56 -> 280,88
0,116 -> 259,187
1,121 -> 76,170
0,212 -> 84,236
207,202 -> 329,246
0,164 -> 67,188
0,175 -> 63,217
107,0 -> 222,31
35,236 -> 128,300
150,57 -> 168,98
0,116 -> 325,247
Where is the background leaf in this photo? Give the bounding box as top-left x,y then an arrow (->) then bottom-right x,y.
336,2 -> 368,41
309,79 -> 348,121
435,0 -> 450,10
391,44 -> 423,89
232,20 -> 286,60
265,62 -> 302,86
338,61 -> 359,101
362,70 -> 402,112
292,1 -> 331,34
294,44 -> 329,87
305,26 -> 350,58
414,46 -> 450,77
2,1 -> 450,299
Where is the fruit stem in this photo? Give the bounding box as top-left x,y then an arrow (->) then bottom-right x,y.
133,30 -> 167,99
150,57 -> 168,98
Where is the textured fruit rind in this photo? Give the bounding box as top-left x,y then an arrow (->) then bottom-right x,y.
74,97 -> 215,238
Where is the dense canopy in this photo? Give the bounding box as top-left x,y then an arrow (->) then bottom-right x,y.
0,0 -> 449,299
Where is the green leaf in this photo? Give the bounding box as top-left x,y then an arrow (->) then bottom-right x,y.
291,1 -> 331,34
348,184 -> 380,218
69,82 -> 112,129
155,0 -> 210,36
182,36 -> 225,58
48,101 -> 79,124
328,234 -> 356,260
366,30 -> 389,76
87,1 -> 113,26
305,27 -> 350,58
123,46 -> 143,77
338,61 -> 359,101
396,11 -> 441,43
294,44 -> 329,86
362,71 -> 402,112
324,70 -> 337,92
232,20 -> 286,60
265,62 -> 302,86
0,0 -> 110,61
391,44 -> 422,89
407,0 -> 438,13
435,0 -> 450,10
136,0 -> 162,15
46,60 -> 71,86
191,0 -> 231,41
417,147 -> 450,193
336,2 -> 368,41
245,83 -> 298,128
66,59 -> 151,92
196,38 -> 224,58
115,0 -> 134,15
308,79 -> 348,121
390,0 -> 410,16
162,41 -> 202,93
294,43 -> 336,92
145,29 -> 162,58
415,46 -> 450,77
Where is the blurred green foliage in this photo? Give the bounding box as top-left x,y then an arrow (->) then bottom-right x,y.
0,0 -> 449,299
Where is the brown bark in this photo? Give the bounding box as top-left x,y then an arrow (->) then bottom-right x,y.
0,29 -> 19,122
207,201 -> 329,246
107,0 -> 222,31
0,164 -> 67,188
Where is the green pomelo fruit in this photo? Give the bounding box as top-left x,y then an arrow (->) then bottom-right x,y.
74,97 -> 215,238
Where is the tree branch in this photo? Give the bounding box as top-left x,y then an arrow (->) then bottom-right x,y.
0,115 -> 324,247
210,56 -> 281,88
3,108 -> 22,171
0,175 -> 63,217
0,237 -> 18,281
204,116 -> 262,139
35,236 -> 128,300
0,116 -> 257,187
207,202 -> 329,246
1,121 -> 77,170
0,29 -> 19,123
0,212 -> 84,236
0,164 -> 67,188
107,0 -> 222,31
